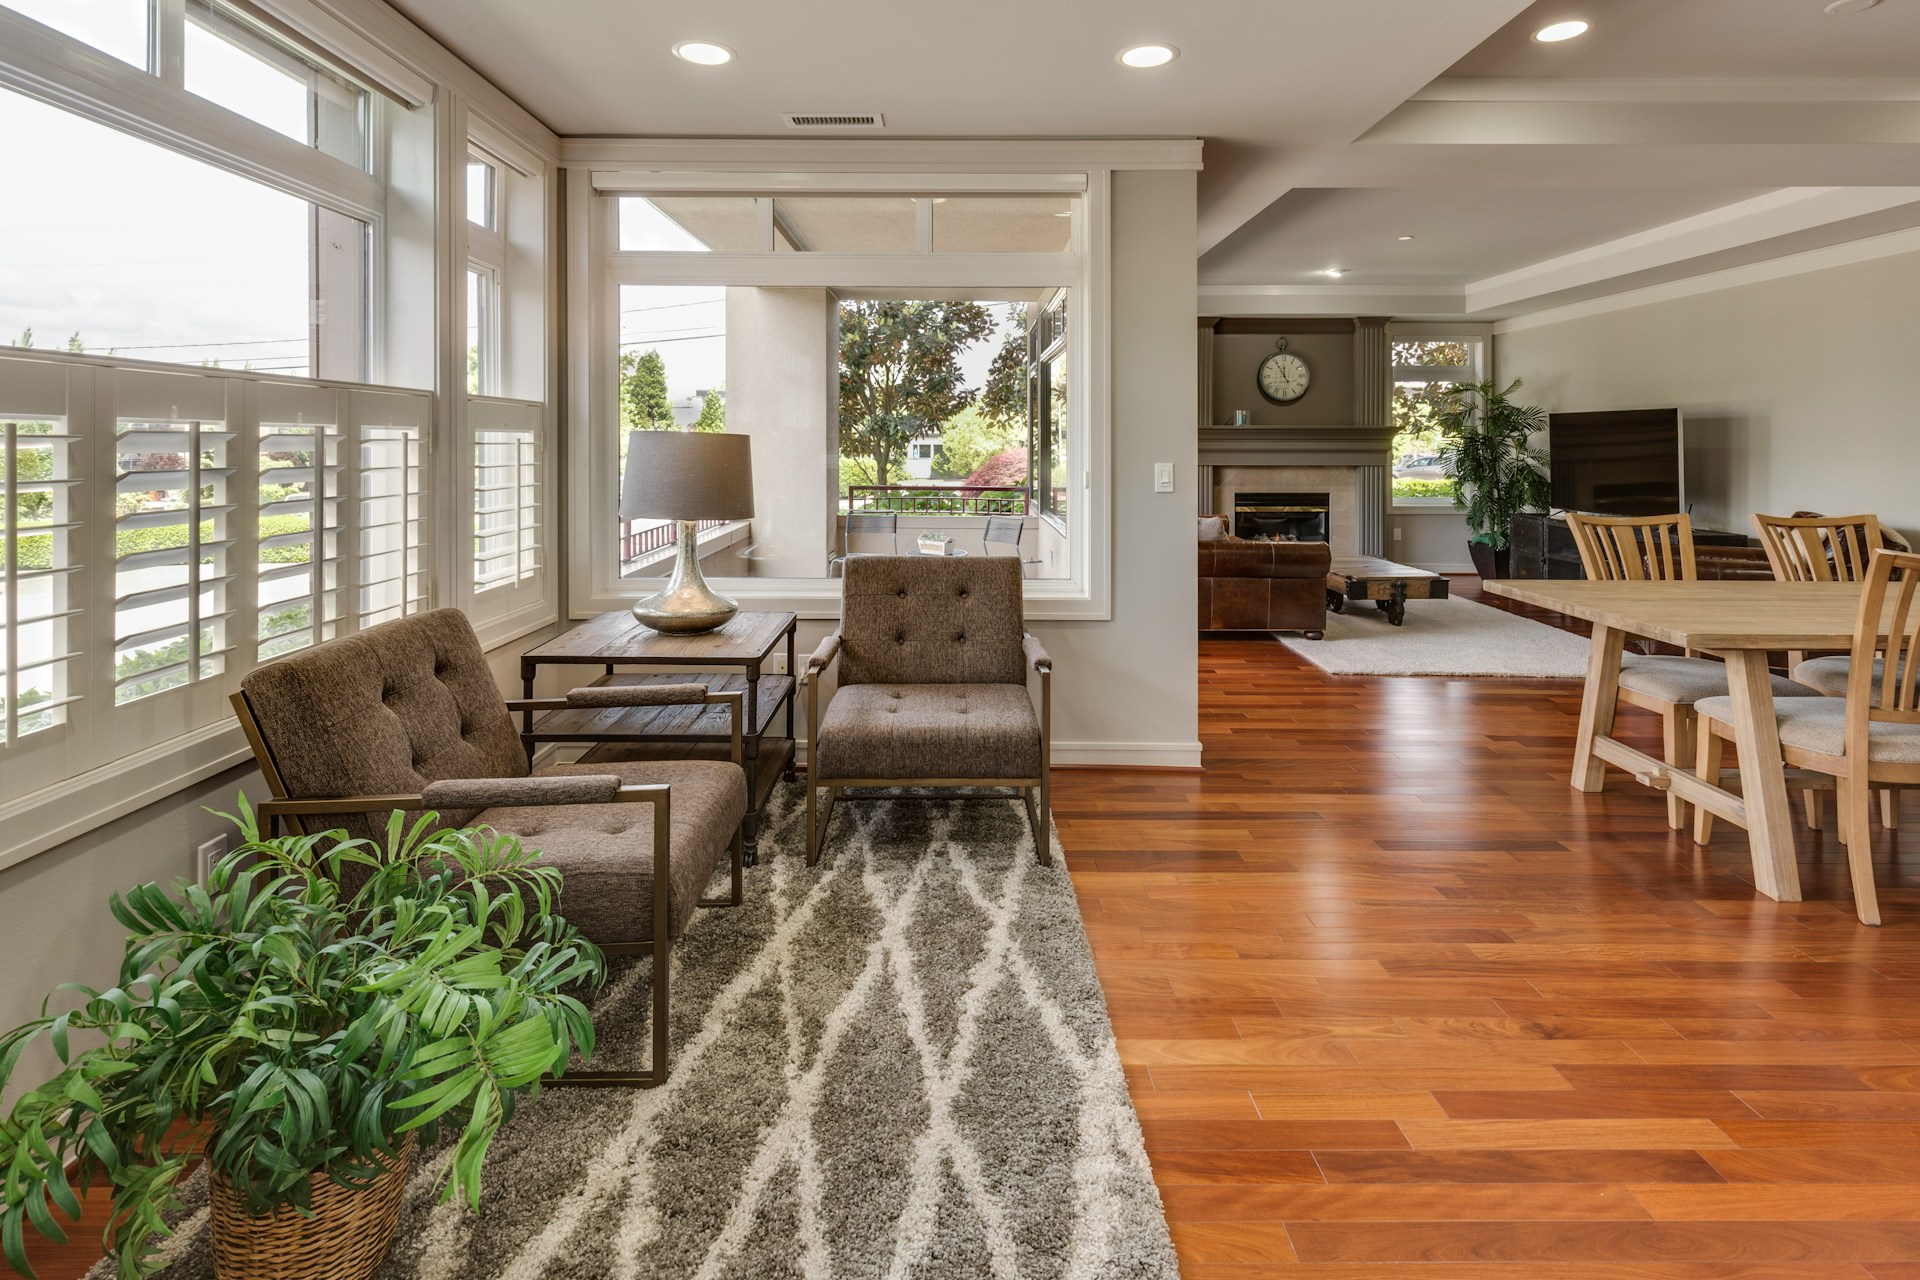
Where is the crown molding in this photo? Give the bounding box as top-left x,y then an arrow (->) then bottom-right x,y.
559,136 -> 1204,171
1416,77 -> 1920,103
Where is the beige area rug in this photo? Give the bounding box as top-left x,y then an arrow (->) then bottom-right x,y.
1279,596 -> 1591,677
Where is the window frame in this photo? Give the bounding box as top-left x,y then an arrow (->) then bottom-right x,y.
565,160 -> 1113,622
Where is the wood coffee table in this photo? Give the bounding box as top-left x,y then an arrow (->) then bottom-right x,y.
1326,555 -> 1450,627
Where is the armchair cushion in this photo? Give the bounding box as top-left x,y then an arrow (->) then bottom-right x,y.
422,774 -> 622,809
473,759 -> 746,945
838,556 -> 1026,687
811,684 -> 1041,781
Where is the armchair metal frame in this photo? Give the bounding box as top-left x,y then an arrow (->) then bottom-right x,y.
799,633 -> 1052,867
228,685 -> 746,1090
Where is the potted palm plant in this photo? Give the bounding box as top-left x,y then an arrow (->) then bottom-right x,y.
0,799 -> 605,1280
1436,377 -> 1550,580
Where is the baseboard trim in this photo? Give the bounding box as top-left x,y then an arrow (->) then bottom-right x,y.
1414,562 -> 1476,574
1051,741 -> 1204,770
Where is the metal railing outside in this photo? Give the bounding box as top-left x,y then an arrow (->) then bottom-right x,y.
620,517 -> 727,563
845,485 -> 1029,516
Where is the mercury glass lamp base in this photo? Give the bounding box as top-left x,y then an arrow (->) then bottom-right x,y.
630,519 -> 738,634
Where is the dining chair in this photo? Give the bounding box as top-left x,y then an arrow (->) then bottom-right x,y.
1692,548 -> 1920,926
1565,512 -> 1819,834
1753,512 -> 1898,831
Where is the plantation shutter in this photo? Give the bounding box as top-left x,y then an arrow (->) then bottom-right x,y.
468,397 -> 543,616
350,389 -> 429,628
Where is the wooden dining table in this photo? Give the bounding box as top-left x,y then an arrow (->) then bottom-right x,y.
1482,579 -> 1885,903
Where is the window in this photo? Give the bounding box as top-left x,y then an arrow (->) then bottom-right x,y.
0,85 -> 369,380
1391,336 -> 1483,506
1034,292 -> 1069,525
0,351 -> 434,807
2,413 -> 80,745
5,0 -> 149,69
183,0 -> 367,169
470,400 -> 542,599
465,149 -> 507,396
581,168 -> 1092,616
467,157 -> 497,229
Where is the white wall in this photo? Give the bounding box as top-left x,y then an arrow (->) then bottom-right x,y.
1496,244 -> 1920,545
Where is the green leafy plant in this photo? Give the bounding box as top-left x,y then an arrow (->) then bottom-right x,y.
1436,377 -> 1550,551
0,799 -> 605,1279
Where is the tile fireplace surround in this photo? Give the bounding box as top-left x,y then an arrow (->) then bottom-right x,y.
1199,424 -> 1392,557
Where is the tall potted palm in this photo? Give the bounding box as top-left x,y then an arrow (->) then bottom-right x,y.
1436,377 -> 1550,579
0,800 -> 605,1280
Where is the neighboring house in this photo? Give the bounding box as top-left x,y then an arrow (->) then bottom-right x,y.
901,431 -> 941,480
670,389 -> 717,428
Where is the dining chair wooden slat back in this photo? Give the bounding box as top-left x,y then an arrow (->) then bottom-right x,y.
1566,512 -> 1697,582
1857,550 -> 1920,726
1754,513 -> 1882,584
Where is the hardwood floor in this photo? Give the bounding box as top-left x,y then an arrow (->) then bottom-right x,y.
22,581 -> 1917,1277
1054,580 -> 1920,1277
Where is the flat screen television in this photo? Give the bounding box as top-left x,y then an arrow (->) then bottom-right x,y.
1549,408 -> 1684,517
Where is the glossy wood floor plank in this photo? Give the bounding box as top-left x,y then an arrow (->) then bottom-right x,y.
1057,581 -> 1920,1277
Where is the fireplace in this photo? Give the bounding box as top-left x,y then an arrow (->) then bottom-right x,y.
1234,492 -> 1330,543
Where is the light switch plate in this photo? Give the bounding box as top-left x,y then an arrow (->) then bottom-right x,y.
196,835 -> 226,886
1153,462 -> 1175,493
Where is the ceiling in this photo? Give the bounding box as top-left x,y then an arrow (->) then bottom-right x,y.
1200,187 -> 1772,286
392,0 -> 1920,320
1449,0 -> 1920,79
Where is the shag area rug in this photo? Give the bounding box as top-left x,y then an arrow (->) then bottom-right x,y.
94,785 -> 1178,1280
1280,596 -> 1591,677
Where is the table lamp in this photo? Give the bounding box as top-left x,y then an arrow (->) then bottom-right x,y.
620,430 -> 754,633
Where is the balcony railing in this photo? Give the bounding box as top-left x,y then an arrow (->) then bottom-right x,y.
845,485 -> 1029,516
620,517 -> 727,563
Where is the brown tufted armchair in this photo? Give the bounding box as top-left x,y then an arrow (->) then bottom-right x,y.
801,556 -> 1052,866
229,608 -> 747,1087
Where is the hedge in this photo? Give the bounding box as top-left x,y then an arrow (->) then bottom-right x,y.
1392,478 -> 1459,500
14,514 -> 316,572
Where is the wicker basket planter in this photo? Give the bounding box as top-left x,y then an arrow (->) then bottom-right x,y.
208,1135 -> 413,1280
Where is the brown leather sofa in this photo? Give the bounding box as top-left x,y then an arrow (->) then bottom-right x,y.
1198,523 -> 1330,638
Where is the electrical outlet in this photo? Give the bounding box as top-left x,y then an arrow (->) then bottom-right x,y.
196,835 -> 226,886
1393,526 -> 1404,542
767,653 -> 789,675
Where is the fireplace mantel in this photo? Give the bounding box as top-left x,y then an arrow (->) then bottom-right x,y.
1198,423 -> 1395,468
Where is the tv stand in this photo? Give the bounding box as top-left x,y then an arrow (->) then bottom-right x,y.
1509,512 -> 1753,581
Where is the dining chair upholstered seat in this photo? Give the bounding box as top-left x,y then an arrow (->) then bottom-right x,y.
1696,696 -> 1920,766
1793,655 -> 1885,698
237,609 -> 745,947
1619,654 -> 1820,705
813,684 -> 1042,781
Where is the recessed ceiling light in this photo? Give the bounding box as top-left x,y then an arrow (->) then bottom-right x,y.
1397,235 -> 1415,241
673,40 -> 734,65
1322,268 -> 1346,278
1824,0 -> 1880,13
1117,44 -> 1178,68
1532,19 -> 1590,42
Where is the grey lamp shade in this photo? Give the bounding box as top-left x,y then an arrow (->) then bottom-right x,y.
619,430 -> 755,522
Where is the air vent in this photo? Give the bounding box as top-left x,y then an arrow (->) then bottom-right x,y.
782,113 -> 885,130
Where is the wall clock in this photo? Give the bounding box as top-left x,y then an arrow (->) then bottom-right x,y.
1257,338 -> 1311,405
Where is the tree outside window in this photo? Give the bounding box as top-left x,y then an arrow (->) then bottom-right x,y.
1392,339 -> 1476,504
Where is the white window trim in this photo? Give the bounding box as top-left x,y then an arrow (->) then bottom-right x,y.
1386,322 -> 1491,512
564,163 -> 1113,622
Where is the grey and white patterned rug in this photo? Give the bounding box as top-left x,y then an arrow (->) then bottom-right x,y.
97,785 -> 1177,1280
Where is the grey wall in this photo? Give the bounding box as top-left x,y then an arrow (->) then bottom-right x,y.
1210,330 -> 1355,428
1497,247 -> 1920,545
1390,508 -> 1474,573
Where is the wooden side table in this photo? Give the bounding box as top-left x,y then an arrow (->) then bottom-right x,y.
520,611 -> 798,860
